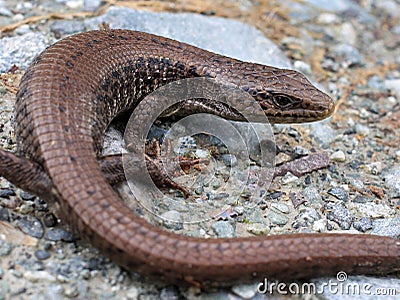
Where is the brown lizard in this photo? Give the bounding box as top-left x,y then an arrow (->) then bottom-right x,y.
0,29 -> 398,286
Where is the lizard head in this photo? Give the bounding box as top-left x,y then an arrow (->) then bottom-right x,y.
239,67 -> 335,124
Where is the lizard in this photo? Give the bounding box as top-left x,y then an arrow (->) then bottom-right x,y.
0,29 -> 399,286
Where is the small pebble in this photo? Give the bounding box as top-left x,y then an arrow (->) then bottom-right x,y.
45,228 -> 75,242
43,213 -> 58,227
302,186 -> 322,203
99,291 -> 116,299
160,286 -> 180,300
194,149 -> 209,159
270,202 -> 290,214
330,150 -> 346,162
18,217 -> 44,239
353,217 -> 373,233
24,270 -> 56,283
50,20 -> 86,36
11,287 -> 26,296
211,179 -> 222,190
338,22 -> 357,45
267,210 -> 289,226
385,79 -> 400,97
365,162 -> 382,175
221,154 -> 237,167
174,136 -> 197,155
35,249 -> 51,260
275,152 -> 292,165
233,206 -> 244,215
231,283 -> 259,299
265,191 -> 284,200
293,145 -> 309,156
159,210 -> 183,230
395,150 -> 400,160
356,203 -> 392,219
371,218 -> 400,238
18,202 -> 35,214
293,60 -> 312,75
355,124 -> 370,136
0,240 -> 12,256
321,57 -> 340,72
317,12 -> 338,24
125,287 -> 139,299
66,0 -> 83,9
310,122 -> 336,148
353,195 -> 372,203
246,208 -> 266,224
0,188 -> 16,199
292,208 -> 321,228
280,172 -> 300,184
212,221 -> 235,237
0,208 -> 9,221
384,165 -> 400,197
327,187 -> 349,202
325,202 -> 353,230
19,192 -> 35,201
312,219 -> 327,232
331,44 -> 363,67
64,284 -> 79,298
246,223 -> 270,235
87,257 -> 103,271
0,6 -> 13,17
12,270 -> 23,278
351,179 -> 364,190
207,192 -> 229,200
83,0 -> 102,11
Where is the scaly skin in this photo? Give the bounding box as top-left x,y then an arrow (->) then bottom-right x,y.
0,29 -> 398,286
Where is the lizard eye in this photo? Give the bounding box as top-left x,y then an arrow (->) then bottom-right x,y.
272,94 -> 300,109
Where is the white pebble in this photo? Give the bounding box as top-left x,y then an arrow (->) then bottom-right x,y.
330,150 -> 346,162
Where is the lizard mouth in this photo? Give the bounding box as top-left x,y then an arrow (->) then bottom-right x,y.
265,99 -> 336,124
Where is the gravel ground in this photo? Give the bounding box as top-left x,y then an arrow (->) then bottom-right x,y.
0,0 -> 400,299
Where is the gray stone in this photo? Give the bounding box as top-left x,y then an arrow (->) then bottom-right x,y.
83,0 -> 102,11
310,121 -> 336,148
212,221 -> 235,237
160,286 -> 180,300
325,202 -> 353,229
85,7 -> 292,68
18,217 -> 44,239
330,150 -> 346,162
292,207 -> 321,228
160,210 -> 183,230
267,209 -> 289,226
302,185 -> 322,203
221,154 -> 237,167
385,79 -> 400,98
0,240 -> 12,256
0,32 -> 49,73
331,44 -> 363,67
246,223 -> 270,235
328,187 -> 349,202
231,283 -> 259,299
353,217 -> 372,233
303,0 -> 356,12
371,218 -> 400,238
50,20 -> 85,35
383,165 -> 400,197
